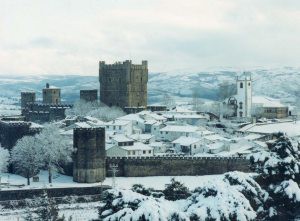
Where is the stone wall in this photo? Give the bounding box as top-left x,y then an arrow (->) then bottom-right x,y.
80,89 -> 98,102
0,186 -> 110,202
106,156 -> 250,177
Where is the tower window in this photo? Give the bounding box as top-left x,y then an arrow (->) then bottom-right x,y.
239,102 -> 243,110
248,82 -> 251,86
240,82 -> 243,88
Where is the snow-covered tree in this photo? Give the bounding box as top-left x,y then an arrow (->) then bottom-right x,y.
163,178 -> 191,201
99,172 -> 269,221
66,100 -> 125,121
34,191 -> 59,221
0,145 -> 10,184
249,133 -> 300,219
35,124 -> 72,183
11,136 -> 44,185
88,106 -> 125,122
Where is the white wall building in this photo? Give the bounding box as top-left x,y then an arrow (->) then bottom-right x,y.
236,72 -> 252,118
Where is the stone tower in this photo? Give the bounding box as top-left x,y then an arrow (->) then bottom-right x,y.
21,92 -> 36,109
236,72 -> 252,118
73,127 -> 106,183
99,60 -> 148,108
80,89 -> 98,102
42,83 -> 61,104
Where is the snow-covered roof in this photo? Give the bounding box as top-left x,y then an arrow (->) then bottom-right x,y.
117,113 -> 143,122
106,120 -> 131,126
160,125 -> 201,133
75,122 -> 92,128
112,134 -> 133,143
206,142 -> 224,150
239,120 -> 300,137
252,96 -> 286,108
129,134 -> 154,141
172,136 -> 201,146
165,114 -> 208,119
204,134 -> 229,141
119,142 -> 153,151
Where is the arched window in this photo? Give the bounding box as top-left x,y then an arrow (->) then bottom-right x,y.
240,82 -> 243,88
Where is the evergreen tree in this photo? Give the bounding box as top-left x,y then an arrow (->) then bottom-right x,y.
163,178 -> 191,201
34,191 -> 59,221
249,133 -> 300,220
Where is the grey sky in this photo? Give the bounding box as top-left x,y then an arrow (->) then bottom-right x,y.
1,0 -> 300,75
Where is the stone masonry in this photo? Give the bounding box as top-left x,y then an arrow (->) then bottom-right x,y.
99,60 -> 148,109
73,127 -> 106,183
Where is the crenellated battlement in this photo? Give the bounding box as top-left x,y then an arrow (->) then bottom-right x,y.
106,155 -> 250,177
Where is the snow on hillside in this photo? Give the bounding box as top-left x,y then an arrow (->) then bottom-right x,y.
0,67 -> 299,109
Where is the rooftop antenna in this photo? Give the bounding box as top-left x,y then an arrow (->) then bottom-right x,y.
109,163 -> 119,188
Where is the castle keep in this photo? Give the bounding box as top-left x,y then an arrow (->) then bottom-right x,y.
73,127 -> 106,183
99,60 -> 148,109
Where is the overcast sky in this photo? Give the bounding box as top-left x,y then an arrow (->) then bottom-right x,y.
1,0 -> 300,75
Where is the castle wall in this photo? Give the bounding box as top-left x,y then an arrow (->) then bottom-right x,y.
80,89 -> 98,102
0,121 -> 41,150
21,92 -> 36,109
73,128 -> 106,183
106,156 -> 250,177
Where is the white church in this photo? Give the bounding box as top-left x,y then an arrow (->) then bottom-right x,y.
223,72 -> 252,119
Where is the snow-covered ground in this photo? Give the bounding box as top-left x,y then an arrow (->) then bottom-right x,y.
1,170 -> 223,191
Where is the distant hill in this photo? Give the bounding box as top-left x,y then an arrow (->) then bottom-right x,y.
0,67 -> 299,106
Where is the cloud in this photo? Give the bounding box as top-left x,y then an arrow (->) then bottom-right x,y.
0,0 -> 300,75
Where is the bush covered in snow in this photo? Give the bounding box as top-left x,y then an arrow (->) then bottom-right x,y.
249,133 -> 300,220
99,172 -> 271,221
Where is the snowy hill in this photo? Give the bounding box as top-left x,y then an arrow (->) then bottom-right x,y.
0,67 -> 299,109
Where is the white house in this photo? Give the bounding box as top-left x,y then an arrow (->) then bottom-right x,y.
171,136 -> 203,155
158,125 -> 204,141
105,120 -> 133,135
106,142 -> 154,157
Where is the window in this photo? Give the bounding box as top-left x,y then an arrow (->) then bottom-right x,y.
248,82 -> 251,86
239,102 -> 243,110
166,132 -> 168,134
119,126 -> 121,130
133,151 -> 136,155
113,126 -> 116,130
143,150 -> 146,154
148,150 -> 151,154
240,82 -> 243,88
239,111 -> 243,117
173,143 -> 175,147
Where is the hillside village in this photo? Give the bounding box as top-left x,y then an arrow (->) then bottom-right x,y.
0,60 -> 300,220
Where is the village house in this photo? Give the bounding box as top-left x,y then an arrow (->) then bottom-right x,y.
172,136 -> 203,155
106,141 -> 154,157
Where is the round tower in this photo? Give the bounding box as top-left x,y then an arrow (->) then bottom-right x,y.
73,127 -> 106,183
